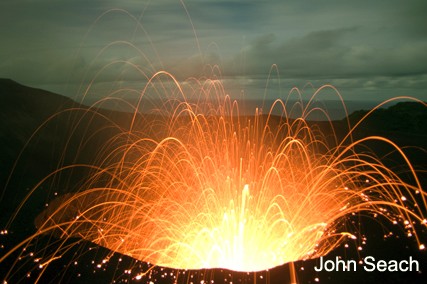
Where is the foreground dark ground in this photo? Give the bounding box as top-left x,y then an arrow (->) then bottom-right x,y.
1,79 -> 426,284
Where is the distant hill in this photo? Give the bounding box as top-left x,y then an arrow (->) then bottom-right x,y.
1,78 -> 427,189
2,79 -> 427,172
345,101 -> 427,135
0,78 -> 75,113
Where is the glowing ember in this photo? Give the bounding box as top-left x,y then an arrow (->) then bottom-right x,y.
17,74 -> 425,273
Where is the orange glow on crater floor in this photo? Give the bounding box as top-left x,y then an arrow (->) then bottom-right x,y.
22,72 -> 426,273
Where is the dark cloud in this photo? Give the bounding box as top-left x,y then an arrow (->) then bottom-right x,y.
223,27 -> 427,82
0,0 -> 426,102
387,0 -> 427,38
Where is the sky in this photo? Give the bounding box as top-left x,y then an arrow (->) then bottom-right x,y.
1,0 -> 427,105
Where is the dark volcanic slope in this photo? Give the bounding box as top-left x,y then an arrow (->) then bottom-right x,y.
343,101 -> 427,169
0,79 -> 135,209
0,78 -> 139,172
0,79 -> 76,165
